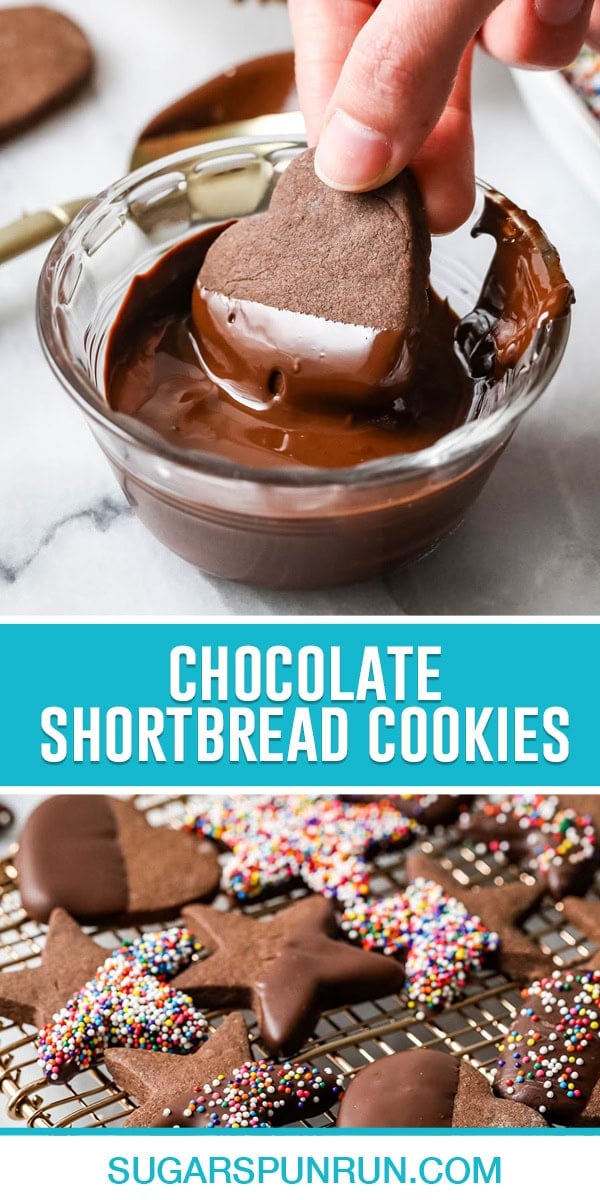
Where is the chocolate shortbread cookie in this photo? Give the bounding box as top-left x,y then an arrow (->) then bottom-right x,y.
185,793 -> 414,904
337,1048 -> 545,1128
0,6 -> 93,142
16,794 -> 220,923
457,795 -> 598,899
0,913 -> 207,1082
494,956 -> 600,1124
175,894 -> 404,1056
106,1012 -> 252,1128
193,149 -> 431,406
339,794 -> 473,829
341,877 -> 498,1011
152,1057 -> 343,1129
406,852 -> 549,981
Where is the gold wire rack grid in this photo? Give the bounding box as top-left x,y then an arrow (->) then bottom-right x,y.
0,794 -> 598,1129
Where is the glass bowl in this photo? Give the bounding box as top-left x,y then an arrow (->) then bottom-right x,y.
37,135 -> 572,590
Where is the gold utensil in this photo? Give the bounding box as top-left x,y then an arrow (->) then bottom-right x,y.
0,51 -> 301,265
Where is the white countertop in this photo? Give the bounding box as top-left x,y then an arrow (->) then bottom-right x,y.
1,0 -> 599,617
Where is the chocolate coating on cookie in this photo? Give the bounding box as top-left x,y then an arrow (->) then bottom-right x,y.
153,1059 -> 343,1128
16,794 -> 220,923
194,149 -> 430,407
494,963 -> 600,1123
338,1048 -> 545,1128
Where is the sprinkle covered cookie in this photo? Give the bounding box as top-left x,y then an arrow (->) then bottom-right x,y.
38,928 -> 207,1081
494,959 -> 600,1123
341,878 -> 498,1011
185,794 -> 415,904
458,795 -> 598,898
153,1058 -> 344,1128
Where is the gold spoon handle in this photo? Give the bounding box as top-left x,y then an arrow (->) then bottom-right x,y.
0,198 -> 89,265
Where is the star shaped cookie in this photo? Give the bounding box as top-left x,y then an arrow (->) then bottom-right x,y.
106,1012 -> 252,1127
175,894 -> 404,1056
185,794 -> 415,903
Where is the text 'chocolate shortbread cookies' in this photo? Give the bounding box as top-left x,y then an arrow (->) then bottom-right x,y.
0,6 -> 93,143
193,149 -> 431,408
16,795 -> 220,924
337,1048 -> 545,1128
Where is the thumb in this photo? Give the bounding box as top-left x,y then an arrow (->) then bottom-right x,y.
314,0 -> 499,191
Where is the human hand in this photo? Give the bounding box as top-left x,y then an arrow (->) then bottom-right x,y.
288,0 -> 599,232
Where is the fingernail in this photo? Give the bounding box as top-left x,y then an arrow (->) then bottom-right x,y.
315,109 -> 391,191
534,0 -> 586,25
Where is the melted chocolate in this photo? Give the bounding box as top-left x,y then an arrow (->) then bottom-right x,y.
457,192 -> 574,379
338,1049 -> 459,1128
106,229 -> 472,470
140,52 -> 297,140
152,1059 -> 343,1129
16,794 -> 127,922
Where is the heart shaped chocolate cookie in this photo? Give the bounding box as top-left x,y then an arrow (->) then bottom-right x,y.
193,149 -> 430,407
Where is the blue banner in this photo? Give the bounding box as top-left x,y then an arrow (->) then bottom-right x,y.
0,622 -> 596,785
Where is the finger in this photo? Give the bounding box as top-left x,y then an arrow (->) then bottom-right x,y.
314,0 -> 499,192
587,0 -> 600,47
480,0 -> 594,67
288,0 -> 375,143
411,44 -> 476,234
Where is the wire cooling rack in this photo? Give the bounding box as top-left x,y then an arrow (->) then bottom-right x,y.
0,794 -> 598,1129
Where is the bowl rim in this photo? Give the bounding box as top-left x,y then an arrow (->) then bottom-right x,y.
36,133 -> 571,490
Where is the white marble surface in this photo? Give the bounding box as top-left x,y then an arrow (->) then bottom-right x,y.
1,0 -> 599,616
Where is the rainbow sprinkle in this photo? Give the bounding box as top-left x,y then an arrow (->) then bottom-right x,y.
185,795 -> 415,904
462,794 -> 595,877
341,879 -> 498,1011
38,929 -> 207,1081
496,968 -> 600,1118
162,1060 -> 344,1128
564,48 -> 600,119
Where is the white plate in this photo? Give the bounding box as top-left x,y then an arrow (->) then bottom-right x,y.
511,67 -> 600,203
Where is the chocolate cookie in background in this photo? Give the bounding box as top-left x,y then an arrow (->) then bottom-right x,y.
175,895 -> 404,1057
0,801 -> 14,835
0,6 -> 93,143
494,955 -> 600,1124
337,1049 -> 545,1128
339,793 -> 474,829
406,852 -> 549,982
457,794 -> 599,899
193,148 -> 431,408
15,794 -> 220,924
